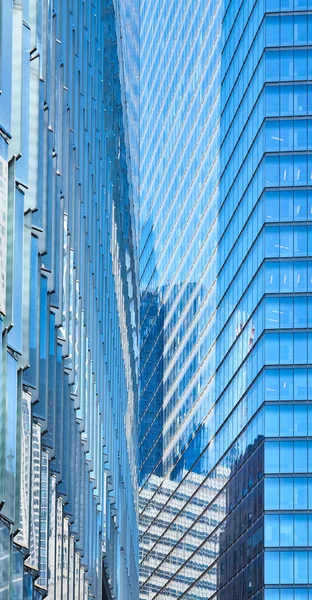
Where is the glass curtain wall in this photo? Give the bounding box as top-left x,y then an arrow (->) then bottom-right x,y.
0,0 -> 139,598
139,0 -> 312,598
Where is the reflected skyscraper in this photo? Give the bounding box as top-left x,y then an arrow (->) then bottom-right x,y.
0,1 -> 139,599
139,0 -> 312,599
139,289 -> 164,484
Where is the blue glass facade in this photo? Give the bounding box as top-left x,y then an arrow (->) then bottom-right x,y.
139,0 -> 312,598
0,1 -> 138,599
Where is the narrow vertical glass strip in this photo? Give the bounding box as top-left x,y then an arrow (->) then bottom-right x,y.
68,535 -> 75,600
36,450 -> 49,590
11,546 -> 23,599
55,497 -> 63,599
62,517 -> 69,600
14,390 -> 31,549
0,520 -> 10,599
2,352 -> 18,523
46,476 -> 56,600
25,422 -> 41,571
74,552 -> 80,600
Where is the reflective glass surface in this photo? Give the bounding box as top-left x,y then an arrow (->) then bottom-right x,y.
139,0 -> 312,597
0,0 -> 139,598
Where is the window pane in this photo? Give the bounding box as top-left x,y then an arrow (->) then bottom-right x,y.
266,441 -> 280,473
265,477 -> 280,509
294,477 -> 308,509
294,514 -> 308,546
280,551 -> 293,583
265,514 -> 280,546
280,514 -> 294,546
265,551 -> 280,584
281,477 -> 294,509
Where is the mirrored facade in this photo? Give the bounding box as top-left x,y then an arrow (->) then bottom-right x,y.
0,1 -> 139,598
139,0 -> 312,598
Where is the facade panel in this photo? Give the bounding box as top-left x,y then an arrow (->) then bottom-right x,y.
0,1 -> 139,598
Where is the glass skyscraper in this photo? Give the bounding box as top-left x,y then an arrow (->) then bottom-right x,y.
0,1 -> 138,599
139,1 -> 312,599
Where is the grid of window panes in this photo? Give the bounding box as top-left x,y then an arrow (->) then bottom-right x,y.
139,0 -> 312,597
0,1 -> 139,599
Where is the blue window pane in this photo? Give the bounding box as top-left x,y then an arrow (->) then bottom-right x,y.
265,369 -> 280,400
294,440 -> 308,472
280,332 -> 293,364
280,441 -> 294,472
281,477 -> 294,508
281,591 -> 294,600
280,262 -> 293,292
280,405 -> 293,436
265,190 -> 280,221
265,298 -> 280,329
267,51 -> 280,81
266,226 -> 280,257
281,16 -> 294,46
267,0 -> 280,9
265,591 -> 280,600
265,514 -> 280,546
267,16 -> 280,46
308,332 -> 312,362
266,156 -> 280,186
294,50 -> 307,80
280,226 -> 293,257
265,262 -> 280,292
294,477 -> 308,509
282,0 -> 293,9
280,369 -> 293,400
294,368 -> 307,399
281,86 -> 294,116
294,333 -> 307,364
294,405 -> 307,435
280,155 -> 294,186
294,297 -> 307,327
266,87 -> 280,117
266,333 -> 280,364
265,477 -> 280,509
309,551 -> 312,583
294,86 -> 307,116
309,514 -> 312,544
281,50 -> 294,81
265,551 -> 280,584
266,441 -> 280,472
294,15 -> 307,45
294,225 -> 307,255
280,297 -> 293,328
295,551 -> 308,583
309,406 -> 312,436
265,405 -> 280,436
294,514 -> 308,546
295,155 -> 308,185
280,514 -> 294,546
295,590 -> 308,600
294,190 -> 307,219
280,191 -> 293,221
266,122 -> 280,152
280,551 -> 294,583
294,261 -> 307,292
281,121 -> 294,152
308,479 -> 312,508
308,441 -> 312,472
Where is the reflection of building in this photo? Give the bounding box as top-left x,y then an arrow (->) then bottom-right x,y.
139,468 -> 228,599
140,291 -> 164,484
0,1 -> 138,599
217,441 -> 264,600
